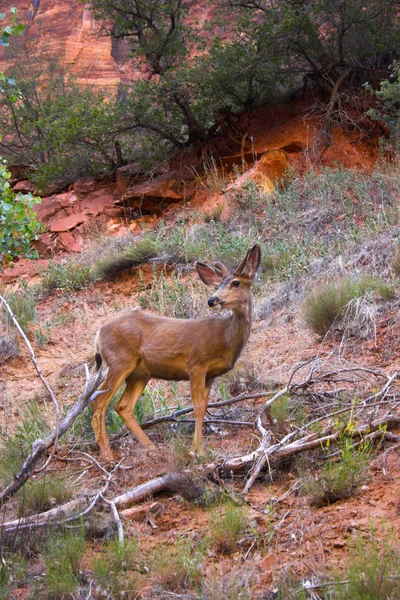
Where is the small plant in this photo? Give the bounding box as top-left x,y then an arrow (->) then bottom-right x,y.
150,538 -> 204,593
303,275 -> 394,336
304,436 -> 371,507
270,393 -> 290,428
0,399 -> 50,485
39,259 -> 95,295
1,284 -> 36,333
393,241 -> 400,277
208,502 -> 249,555
138,267 -> 206,318
18,475 -> 72,517
192,155 -> 228,193
333,525 -> 400,600
41,526 -> 85,599
0,552 -> 27,600
93,537 -> 139,599
202,567 -> 256,600
203,202 -> 224,223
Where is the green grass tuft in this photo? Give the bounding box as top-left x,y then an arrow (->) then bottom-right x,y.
303,275 -> 394,336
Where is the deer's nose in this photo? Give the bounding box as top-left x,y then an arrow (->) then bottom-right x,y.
208,296 -> 217,307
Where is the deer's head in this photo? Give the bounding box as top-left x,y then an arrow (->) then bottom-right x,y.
195,244 -> 261,313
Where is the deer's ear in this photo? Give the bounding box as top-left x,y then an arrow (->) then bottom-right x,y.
195,262 -> 224,287
234,244 -> 261,281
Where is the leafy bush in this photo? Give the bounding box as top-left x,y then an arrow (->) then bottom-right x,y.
0,159 -> 41,265
368,61 -> 400,152
303,275 -> 394,336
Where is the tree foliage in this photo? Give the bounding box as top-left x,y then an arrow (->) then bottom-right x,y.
1,0 -> 400,190
0,9 -> 42,266
368,61 -> 400,150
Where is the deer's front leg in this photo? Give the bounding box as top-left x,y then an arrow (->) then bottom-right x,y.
191,371 -> 213,454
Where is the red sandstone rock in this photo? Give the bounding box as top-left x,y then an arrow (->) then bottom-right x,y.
0,259 -> 49,283
49,213 -> 87,233
116,164 -> 143,195
120,173 -> 183,214
229,149 -> 291,194
33,197 -> 61,222
73,177 -> 98,195
12,180 -> 36,194
80,194 -> 117,216
58,231 -> 84,253
58,192 -> 78,208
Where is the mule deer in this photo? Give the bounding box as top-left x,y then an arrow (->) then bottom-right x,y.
92,244 -> 261,462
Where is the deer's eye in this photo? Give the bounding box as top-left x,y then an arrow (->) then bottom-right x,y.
232,280 -> 240,288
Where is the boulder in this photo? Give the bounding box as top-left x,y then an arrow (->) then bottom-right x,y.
58,230 -> 84,253
256,149 -> 291,185
119,173 -> 183,214
116,163 -> 143,195
229,149 -> 291,194
12,180 -> 36,194
49,213 -> 87,232
73,176 -> 98,195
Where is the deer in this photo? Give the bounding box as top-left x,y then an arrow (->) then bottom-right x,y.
91,244 -> 261,462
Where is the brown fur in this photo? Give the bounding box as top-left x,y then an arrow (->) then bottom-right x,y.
91,245 -> 261,462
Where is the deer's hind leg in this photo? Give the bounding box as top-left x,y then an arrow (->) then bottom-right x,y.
92,366 -> 134,463
115,373 -> 156,449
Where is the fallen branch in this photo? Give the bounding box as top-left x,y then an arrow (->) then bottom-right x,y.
0,366 -> 107,507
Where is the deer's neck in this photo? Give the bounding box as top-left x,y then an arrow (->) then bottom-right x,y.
225,299 -> 253,362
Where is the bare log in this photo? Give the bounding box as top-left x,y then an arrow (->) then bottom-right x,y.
0,366 -> 107,506
0,498 -> 87,533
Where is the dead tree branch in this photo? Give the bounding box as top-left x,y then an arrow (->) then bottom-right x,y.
0,294 -> 61,471
0,366 -> 108,507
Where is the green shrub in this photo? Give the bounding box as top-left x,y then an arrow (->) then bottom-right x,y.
270,393 -> 290,428
304,437 -> 371,507
93,538 -> 139,599
333,525 -> 400,600
18,475 -> 72,517
208,502 -> 249,555
150,538 -> 204,593
1,284 -> 36,333
303,275 -> 393,336
0,159 -> 42,265
0,400 -> 50,486
41,527 -> 85,599
0,552 -> 27,600
393,242 -> 400,277
138,268 -> 205,318
39,259 -> 95,295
